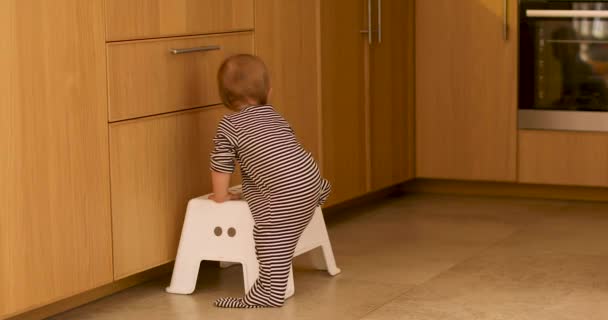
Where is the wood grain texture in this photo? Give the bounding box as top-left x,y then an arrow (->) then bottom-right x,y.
6,263 -> 173,320
109,106 -> 239,279
415,0 -> 518,181
320,0 -> 369,206
107,32 -> 254,122
254,0 -> 323,161
369,0 -> 416,190
519,130 -> 608,187
105,0 -> 254,41
0,0 -> 112,317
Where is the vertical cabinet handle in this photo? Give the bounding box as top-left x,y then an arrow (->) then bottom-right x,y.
378,0 -> 382,44
503,0 -> 509,40
359,0 -> 372,44
367,0 -> 372,44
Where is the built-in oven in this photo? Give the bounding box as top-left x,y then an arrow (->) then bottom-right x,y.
519,0 -> 608,131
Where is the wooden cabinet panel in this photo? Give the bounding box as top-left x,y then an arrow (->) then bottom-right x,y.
108,32 -> 254,122
110,107 -> 237,279
254,0 -> 322,160
0,0 -> 112,316
369,0 -> 415,190
519,130 -> 608,187
320,0 -> 369,205
416,0 -> 517,181
106,0 -> 254,41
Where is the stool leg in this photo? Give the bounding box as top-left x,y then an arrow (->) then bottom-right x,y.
321,241 -> 341,276
165,256 -> 202,294
317,209 -> 341,276
285,267 -> 295,299
242,260 -> 259,294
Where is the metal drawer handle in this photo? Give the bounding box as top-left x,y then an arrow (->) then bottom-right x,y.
527,10 -> 608,18
169,45 -> 221,55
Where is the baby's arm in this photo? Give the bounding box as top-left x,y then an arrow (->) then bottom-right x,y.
209,117 -> 240,203
209,171 -> 239,203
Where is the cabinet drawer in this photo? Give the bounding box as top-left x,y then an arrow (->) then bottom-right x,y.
108,32 -> 253,122
519,130 -> 608,187
106,0 -> 254,41
110,107 -> 234,278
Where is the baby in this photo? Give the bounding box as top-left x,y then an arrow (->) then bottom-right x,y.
209,54 -> 331,308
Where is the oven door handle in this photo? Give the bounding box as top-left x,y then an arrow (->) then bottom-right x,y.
527,9 -> 608,18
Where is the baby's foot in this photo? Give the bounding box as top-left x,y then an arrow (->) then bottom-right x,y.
214,297 -> 257,308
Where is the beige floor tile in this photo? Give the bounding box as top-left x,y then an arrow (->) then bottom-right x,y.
360,300 -> 548,320
448,254 -> 608,292
327,197 -> 520,285
560,200 -> 608,216
482,214 -> 608,257
329,201 -> 519,254
377,194 -> 569,225
361,253 -> 608,320
46,194 -> 608,320
50,264 -> 409,320
540,289 -> 608,320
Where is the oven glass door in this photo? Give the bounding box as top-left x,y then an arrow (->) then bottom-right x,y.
520,2 -> 608,112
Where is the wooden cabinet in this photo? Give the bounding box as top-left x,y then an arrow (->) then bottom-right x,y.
519,130 -> 608,187
106,0 -> 254,41
255,0 -> 415,206
320,0 -> 369,205
110,107 -> 233,279
0,1 -> 113,317
107,3 -> 252,280
253,1 -> 323,160
320,0 -> 416,204
369,0 -> 415,190
416,0 -> 518,181
107,32 -> 254,121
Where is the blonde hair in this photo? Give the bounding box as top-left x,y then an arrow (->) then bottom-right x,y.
217,54 -> 270,111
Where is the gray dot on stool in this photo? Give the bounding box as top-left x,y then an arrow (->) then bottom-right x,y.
228,227 -> 236,237
214,227 -> 222,236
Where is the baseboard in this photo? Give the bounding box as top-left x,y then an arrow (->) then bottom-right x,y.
404,179 -> 608,202
4,263 -> 174,320
322,184 -> 405,222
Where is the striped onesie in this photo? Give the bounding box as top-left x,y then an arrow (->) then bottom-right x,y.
210,104 -> 331,308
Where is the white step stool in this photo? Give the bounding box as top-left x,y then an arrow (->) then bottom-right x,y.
166,188 -> 341,298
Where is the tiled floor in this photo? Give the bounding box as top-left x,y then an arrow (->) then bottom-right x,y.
50,194 -> 608,320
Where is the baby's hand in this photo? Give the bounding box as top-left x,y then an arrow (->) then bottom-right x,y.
209,192 -> 241,203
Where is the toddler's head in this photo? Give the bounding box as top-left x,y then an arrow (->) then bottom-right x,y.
217,54 -> 270,111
